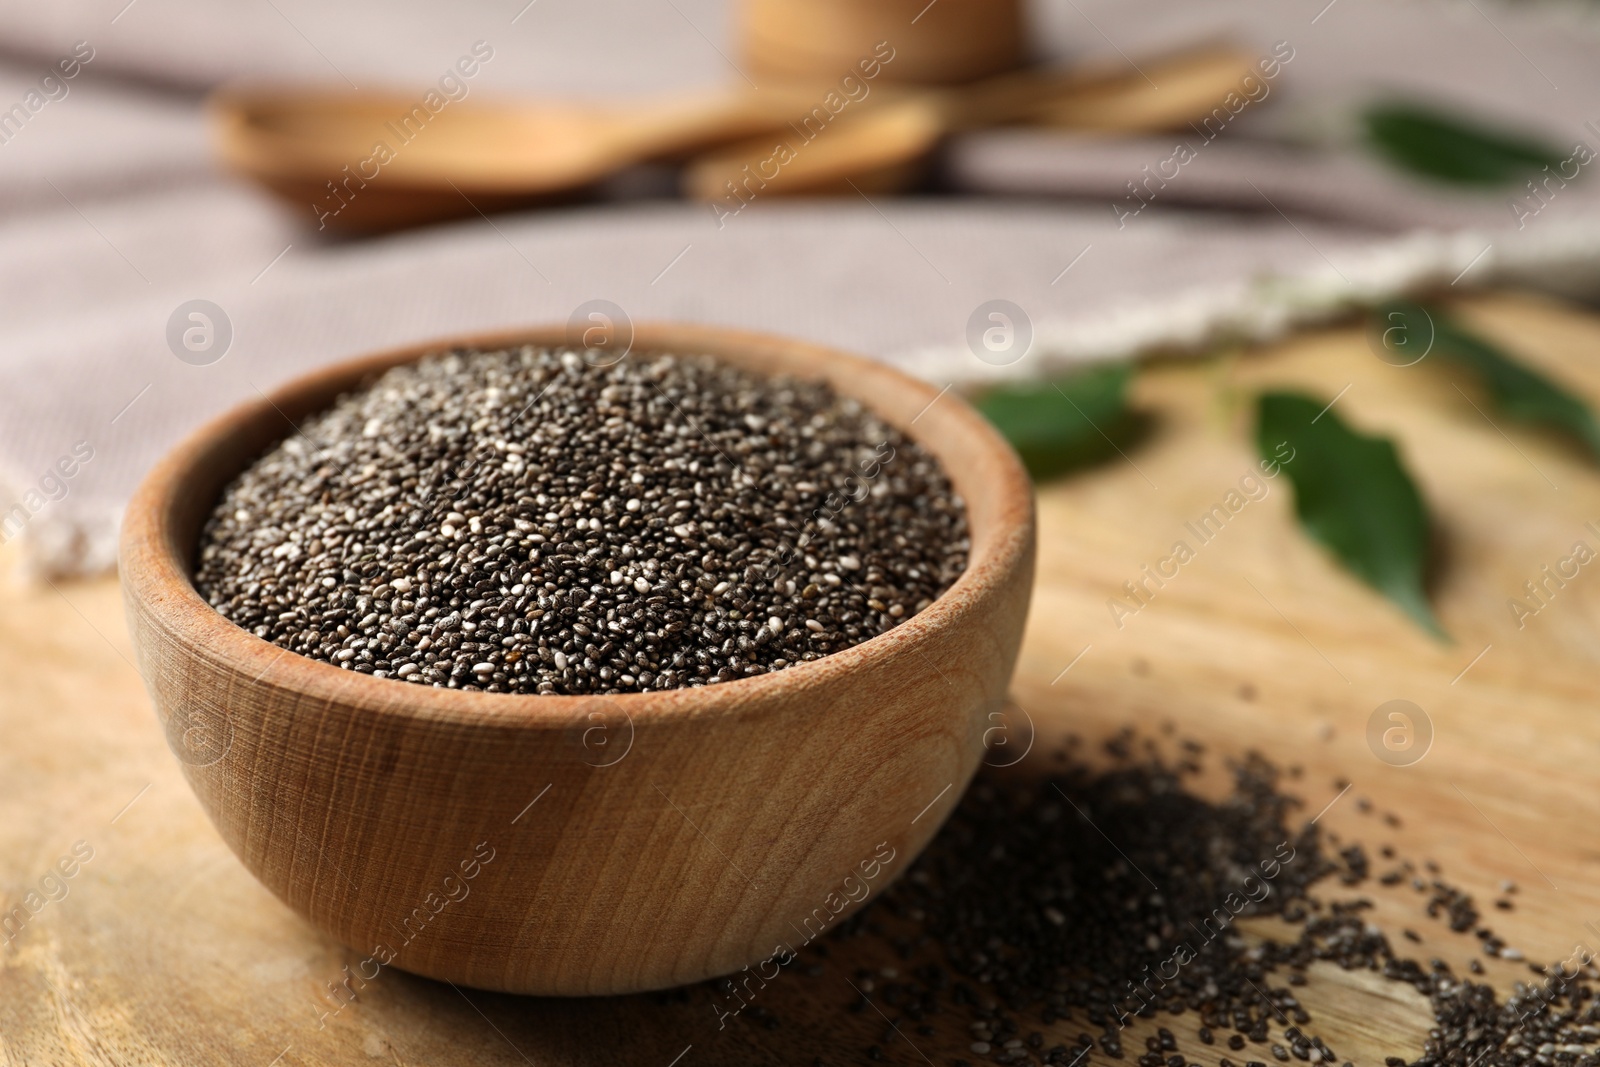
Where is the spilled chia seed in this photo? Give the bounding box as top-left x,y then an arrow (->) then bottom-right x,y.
702,733 -> 1600,1067
195,346 -> 968,694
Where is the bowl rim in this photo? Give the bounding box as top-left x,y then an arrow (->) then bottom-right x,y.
120,321 -> 1034,728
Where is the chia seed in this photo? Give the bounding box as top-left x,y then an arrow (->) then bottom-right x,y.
194,346 -> 968,694
773,732 -> 1600,1067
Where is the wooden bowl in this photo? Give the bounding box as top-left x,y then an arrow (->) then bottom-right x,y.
739,0 -> 1026,86
119,323 -> 1035,995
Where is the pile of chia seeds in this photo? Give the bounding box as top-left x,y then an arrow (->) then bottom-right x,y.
747,734 -> 1600,1067
195,346 -> 968,695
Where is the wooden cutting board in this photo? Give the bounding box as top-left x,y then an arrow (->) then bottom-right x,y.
5,290 -> 1600,1066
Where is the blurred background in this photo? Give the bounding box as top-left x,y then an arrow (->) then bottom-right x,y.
7,5 -> 1600,1065
1,0 -> 1598,576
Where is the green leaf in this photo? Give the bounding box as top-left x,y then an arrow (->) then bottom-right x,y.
1376,301 -> 1600,459
976,364 -> 1139,482
1256,391 -> 1446,639
1362,100 -> 1566,187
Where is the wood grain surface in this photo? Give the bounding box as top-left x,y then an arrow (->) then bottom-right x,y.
6,290 -> 1600,1065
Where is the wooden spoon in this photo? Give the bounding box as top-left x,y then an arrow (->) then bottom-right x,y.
212,83 -> 834,231
213,44 -> 1257,231
682,45 -> 1261,202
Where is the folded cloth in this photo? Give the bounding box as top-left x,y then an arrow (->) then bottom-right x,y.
1,0 -> 1598,579
0,0 -> 733,95
0,193 -> 1532,579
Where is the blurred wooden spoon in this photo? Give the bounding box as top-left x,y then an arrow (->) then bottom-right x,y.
682,45 -> 1260,202
213,83 -> 833,231
213,44 -> 1258,230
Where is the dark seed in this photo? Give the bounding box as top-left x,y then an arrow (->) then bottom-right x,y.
196,346 -> 968,695
749,732 -> 1600,1067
